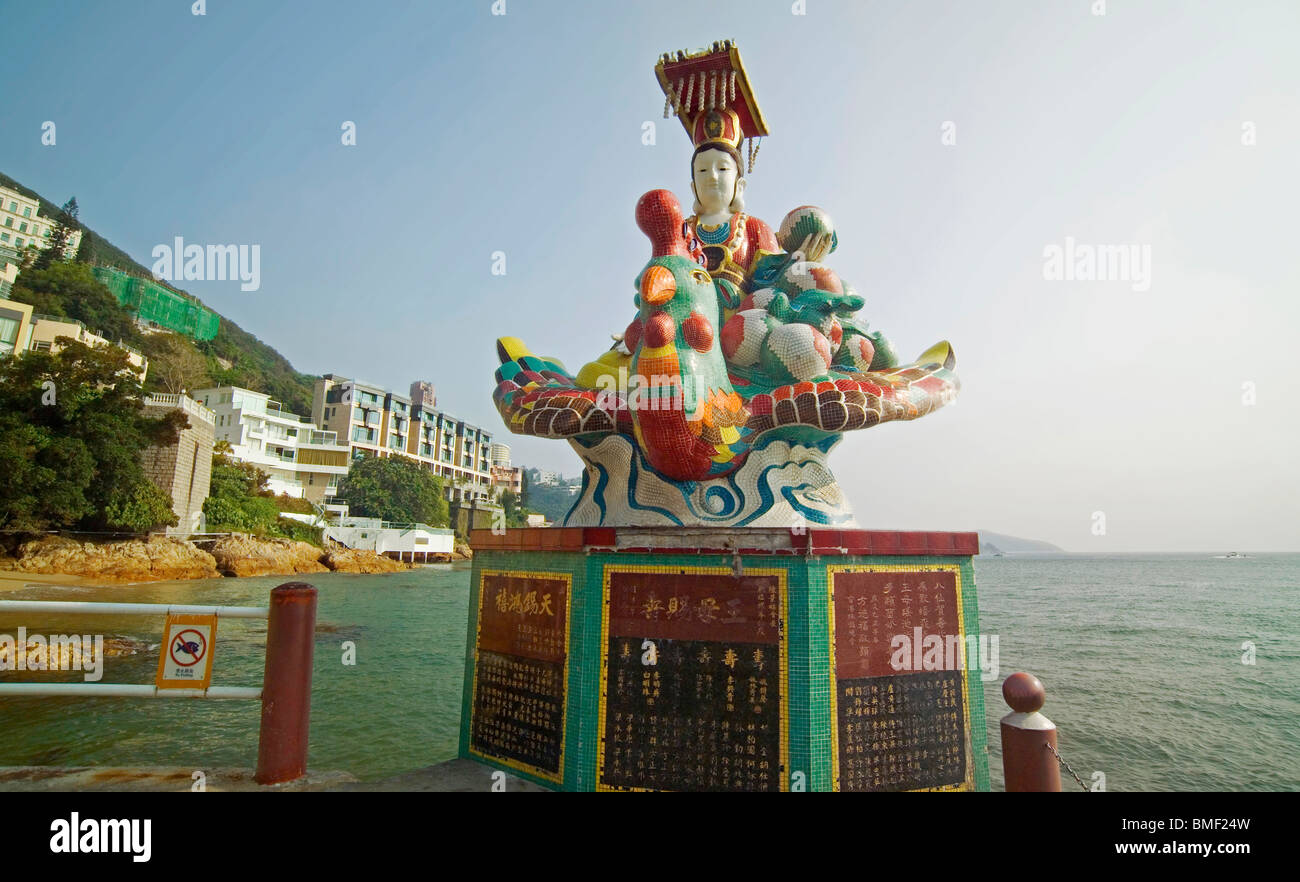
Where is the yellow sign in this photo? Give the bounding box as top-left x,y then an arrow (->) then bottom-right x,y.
155,614 -> 217,690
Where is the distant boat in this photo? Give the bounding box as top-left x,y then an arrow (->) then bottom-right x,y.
1216,552 -> 1246,559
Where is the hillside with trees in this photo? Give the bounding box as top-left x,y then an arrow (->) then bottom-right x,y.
2,170 -> 316,413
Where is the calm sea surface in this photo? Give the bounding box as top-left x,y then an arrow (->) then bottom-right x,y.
1,554 -> 1296,791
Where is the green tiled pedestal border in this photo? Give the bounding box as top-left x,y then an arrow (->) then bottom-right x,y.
459,550 -> 990,792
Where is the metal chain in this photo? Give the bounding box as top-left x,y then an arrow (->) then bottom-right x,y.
1045,741 -> 1090,792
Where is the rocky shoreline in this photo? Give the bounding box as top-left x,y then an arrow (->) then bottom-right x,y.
0,534 -> 468,585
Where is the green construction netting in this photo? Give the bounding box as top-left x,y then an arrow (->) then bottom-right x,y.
92,266 -> 219,340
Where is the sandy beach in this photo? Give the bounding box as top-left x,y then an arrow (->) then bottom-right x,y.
0,571 -> 86,592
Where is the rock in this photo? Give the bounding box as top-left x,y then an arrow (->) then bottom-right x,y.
0,534 -> 414,582
451,540 -> 473,561
208,536 -> 329,578
0,636 -> 147,669
0,535 -> 219,583
320,546 -> 408,574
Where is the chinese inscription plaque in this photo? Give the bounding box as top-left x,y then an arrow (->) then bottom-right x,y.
832,569 -> 969,791
471,572 -> 569,780
601,570 -> 783,791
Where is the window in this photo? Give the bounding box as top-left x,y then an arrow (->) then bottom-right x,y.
4,218 -> 11,228
34,340 -> 52,352
6,202 -> 15,212
18,223 -> 27,233
22,208 -> 31,218
14,238 -> 22,248
0,233 -> 7,243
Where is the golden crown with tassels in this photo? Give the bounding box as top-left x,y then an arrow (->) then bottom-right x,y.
656,40 -> 770,173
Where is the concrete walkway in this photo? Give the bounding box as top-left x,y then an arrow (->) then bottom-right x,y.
0,759 -> 547,792
329,758 -> 548,792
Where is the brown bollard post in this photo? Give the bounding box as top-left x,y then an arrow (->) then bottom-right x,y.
1000,672 -> 1062,792
255,582 -> 317,785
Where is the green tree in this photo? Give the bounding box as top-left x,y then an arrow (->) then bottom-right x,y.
8,262 -> 140,346
141,332 -> 212,394
16,245 -> 38,274
34,197 -> 79,272
336,455 -> 449,526
202,454 -> 283,533
0,341 -> 183,533
102,481 -> 179,532
499,489 -> 529,528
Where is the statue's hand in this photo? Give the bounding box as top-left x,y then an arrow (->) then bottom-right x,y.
795,232 -> 835,263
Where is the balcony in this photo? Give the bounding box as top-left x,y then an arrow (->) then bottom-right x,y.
300,462 -> 349,476
301,430 -> 344,448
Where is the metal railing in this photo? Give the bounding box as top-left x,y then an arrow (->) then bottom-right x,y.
0,583 -> 318,785
143,393 -> 216,425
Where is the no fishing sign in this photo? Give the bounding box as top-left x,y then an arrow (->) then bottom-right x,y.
156,613 -> 217,689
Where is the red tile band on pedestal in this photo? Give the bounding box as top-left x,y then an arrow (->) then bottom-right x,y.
583,527 -> 617,548
470,528 -> 979,556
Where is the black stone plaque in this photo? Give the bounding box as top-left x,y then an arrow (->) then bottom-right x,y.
832,569 -> 970,791
470,573 -> 569,779
601,570 -> 782,791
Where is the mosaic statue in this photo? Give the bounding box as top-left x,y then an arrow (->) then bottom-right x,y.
493,41 -> 958,528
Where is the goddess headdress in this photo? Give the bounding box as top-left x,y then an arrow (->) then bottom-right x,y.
656,40 -> 770,174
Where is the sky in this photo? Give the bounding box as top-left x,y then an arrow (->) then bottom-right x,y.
4,0 -> 1297,551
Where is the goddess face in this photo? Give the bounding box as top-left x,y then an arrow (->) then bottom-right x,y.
691,147 -> 742,216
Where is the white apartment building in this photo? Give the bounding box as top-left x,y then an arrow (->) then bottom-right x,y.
0,254 -> 17,299
312,374 -> 496,505
0,297 -> 33,358
489,442 -> 511,468
0,185 -> 82,260
195,385 -> 351,502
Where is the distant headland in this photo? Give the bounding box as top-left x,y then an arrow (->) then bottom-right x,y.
977,530 -> 1065,555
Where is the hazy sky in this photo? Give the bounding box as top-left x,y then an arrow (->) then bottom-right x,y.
5,1 -> 1297,551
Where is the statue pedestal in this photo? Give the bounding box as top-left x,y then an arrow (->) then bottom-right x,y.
459,527 -> 990,792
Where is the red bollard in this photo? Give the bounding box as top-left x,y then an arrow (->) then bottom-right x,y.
1000,672 -> 1062,792
255,582 -> 317,785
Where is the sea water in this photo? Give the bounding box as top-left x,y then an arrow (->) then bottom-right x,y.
1,555 -> 1296,791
